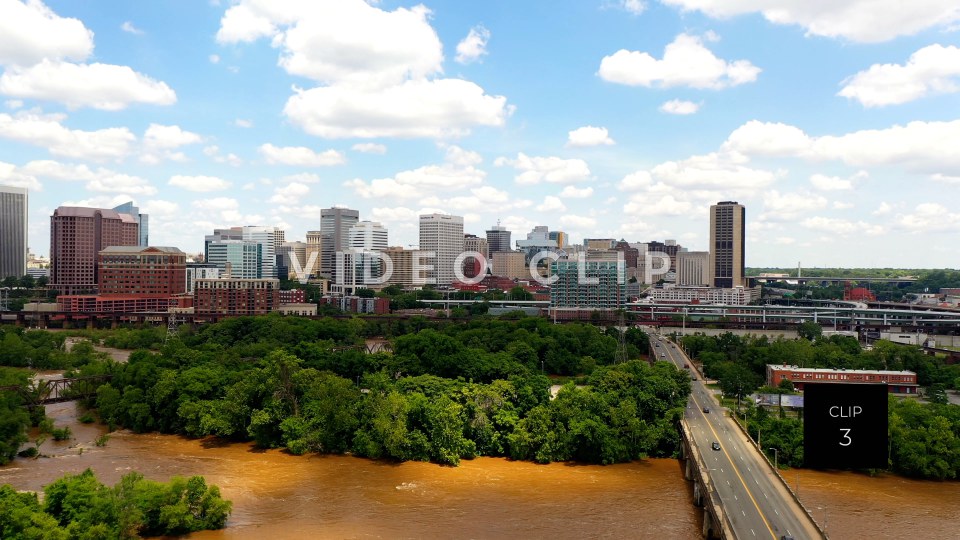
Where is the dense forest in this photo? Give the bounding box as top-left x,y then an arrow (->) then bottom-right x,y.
747,268 -> 960,301
0,469 -> 231,538
3,316 -> 959,479
682,330 -> 960,479
1,316 -> 686,467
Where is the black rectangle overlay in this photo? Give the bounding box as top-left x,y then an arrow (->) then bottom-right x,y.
804,383 -> 888,469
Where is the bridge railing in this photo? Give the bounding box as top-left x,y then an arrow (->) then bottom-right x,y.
0,375 -> 113,406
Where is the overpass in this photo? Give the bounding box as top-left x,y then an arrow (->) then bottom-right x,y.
655,335 -> 825,539
752,276 -> 916,285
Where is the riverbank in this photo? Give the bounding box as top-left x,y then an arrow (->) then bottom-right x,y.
2,401 -> 958,538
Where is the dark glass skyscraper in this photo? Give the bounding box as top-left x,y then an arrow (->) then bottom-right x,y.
0,185 -> 28,279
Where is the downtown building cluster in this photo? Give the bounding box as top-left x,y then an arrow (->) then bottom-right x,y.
0,181 -> 757,317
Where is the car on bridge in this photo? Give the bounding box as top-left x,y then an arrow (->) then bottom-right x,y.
711,441 -> 721,451
702,407 -> 710,413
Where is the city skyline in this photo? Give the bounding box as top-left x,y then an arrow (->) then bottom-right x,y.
1,1 -> 959,267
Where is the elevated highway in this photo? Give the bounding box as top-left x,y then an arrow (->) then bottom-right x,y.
654,335 -> 825,539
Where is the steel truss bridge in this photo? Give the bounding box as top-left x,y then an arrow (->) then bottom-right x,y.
0,375 -> 112,407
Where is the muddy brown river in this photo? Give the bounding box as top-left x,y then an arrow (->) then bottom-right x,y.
1,402 -> 958,539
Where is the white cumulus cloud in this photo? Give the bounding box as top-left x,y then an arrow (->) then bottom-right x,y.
559,186 -> 594,198
0,160 -> 40,190
598,33 -> 760,89
455,25 -> 490,64
759,190 -> 828,221
284,78 -> 509,139
801,216 -> 884,236
659,99 -> 701,115
352,142 -> 387,154
169,175 -> 232,192
346,145 -> 486,200
537,196 -> 567,212
618,0 -> 646,15
567,126 -> 615,147
0,110 -> 135,161
725,118 -> 960,174
120,21 -> 143,35
896,202 -> 960,233
810,171 -> 865,191
495,153 -> 592,184
0,0 -> 93,65
259,143 -> 346,166
839,44 -> 960,107
660,0 -> 960,43
269,182 -> 311,204
0,2 -> 175,111
0,60 -> 176,110
217,0 -> 511,140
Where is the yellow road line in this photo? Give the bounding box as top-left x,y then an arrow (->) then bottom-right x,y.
698,402 -> 778,540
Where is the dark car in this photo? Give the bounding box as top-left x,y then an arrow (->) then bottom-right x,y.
711,442 -> 721,451
702,407 -> 710,413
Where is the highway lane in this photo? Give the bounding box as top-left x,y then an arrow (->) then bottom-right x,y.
651,334 -> 822,540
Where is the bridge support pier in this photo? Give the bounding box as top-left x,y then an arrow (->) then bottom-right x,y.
692,480 -> 703,507
702,509 -> 717,539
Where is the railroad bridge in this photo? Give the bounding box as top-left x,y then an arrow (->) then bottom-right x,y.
0,375 -> 112,407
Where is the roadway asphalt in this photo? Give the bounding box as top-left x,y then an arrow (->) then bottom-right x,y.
651,334 -> 823,540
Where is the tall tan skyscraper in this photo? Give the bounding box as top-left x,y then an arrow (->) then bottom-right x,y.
708,201 -> 745,288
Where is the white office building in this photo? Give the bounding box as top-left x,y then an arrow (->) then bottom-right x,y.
419,213 -> 464,286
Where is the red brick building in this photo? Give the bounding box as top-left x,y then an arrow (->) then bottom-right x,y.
57,295 -> 175,313
194,278 -> 279,316
279,288 -> 306,304
98,246 -> 186,295
766,364 -> 918,394
50,207 -> 139,295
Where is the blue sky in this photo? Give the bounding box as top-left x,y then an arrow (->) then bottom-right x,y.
1,0 -> 959,268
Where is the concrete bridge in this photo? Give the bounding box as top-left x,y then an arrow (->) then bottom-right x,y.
678,421 -> 730,538
655,333 -> 825,539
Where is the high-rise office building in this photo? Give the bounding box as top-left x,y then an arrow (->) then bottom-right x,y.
205,240 -> 262,279
113,201 -> 149,247
381,247 -> 419,288
280,241 -> 307,279
243,226 -> 278,279
485,223 -> 512,255
420,213 -> 464,286
320,207 -> 359,280
463,234 -> 489,278
305,230 -> 322,277
677,251 -> 710,286
50,206 -> 139,295
205,226 -> 278,278
550,258 -> 626,309
708,201 -> 746,288
647,240 -> 681,272
463,234 -> 489,260
0,185 -> 27,279
346,221 -> 388,286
